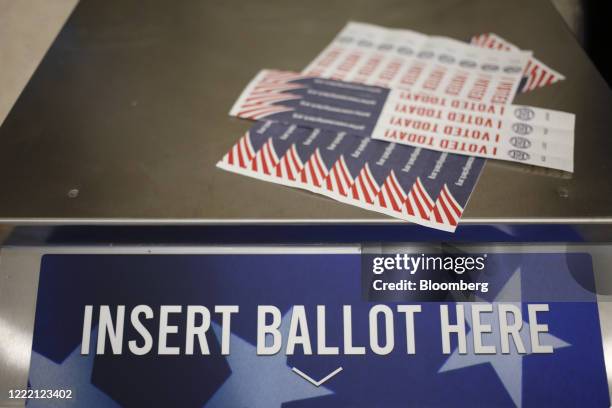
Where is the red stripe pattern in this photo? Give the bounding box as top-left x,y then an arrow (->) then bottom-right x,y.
299,149 -> 328,188
324,156 -> 353,197
217,138 -> 466,231
275,145 -> 304,182
234,70 -> 309,119
404,177 -> 435,220
250,139 -> 279,175
221,132 -> 255,170
431,184 -> 464,227
351,164 -> 380,204
377,170 -> 408,213
470,33 -> 565,93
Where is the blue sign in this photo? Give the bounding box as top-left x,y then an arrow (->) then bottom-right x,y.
27,252 -> 609,407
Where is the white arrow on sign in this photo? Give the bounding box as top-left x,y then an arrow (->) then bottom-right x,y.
291,366 -> 343,387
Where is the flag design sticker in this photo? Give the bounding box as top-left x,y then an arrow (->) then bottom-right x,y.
277,143 -> 304,182
431,183 -> 464,228
217,122 -> 484,231
319,134 -> 361,198
230,69 -> 389,134
470,32 -> 566,93
300,147 -> 328,189
232,70 -> 309,120
217,121 -> 284,177
218,21 -> 577,231
229,70 -> 575,172
325,155 -> 354,197
351,163 -> 379,205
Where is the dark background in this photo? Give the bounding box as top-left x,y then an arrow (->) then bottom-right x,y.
553,0 -> 612,87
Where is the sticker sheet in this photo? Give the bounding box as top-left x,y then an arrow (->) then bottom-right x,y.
471,32 -> 566,92
217,121 -> 485,231
219,22 -> 575,229
230,70 -> 575,172
303,22 -> 531,105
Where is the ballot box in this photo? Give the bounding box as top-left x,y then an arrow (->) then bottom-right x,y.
0,0 -> 611,407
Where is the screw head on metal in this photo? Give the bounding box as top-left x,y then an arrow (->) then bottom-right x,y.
557,187 -> 569,199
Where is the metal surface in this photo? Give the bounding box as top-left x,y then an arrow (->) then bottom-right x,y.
0,0 -> 78,126
0,0 -> 611,223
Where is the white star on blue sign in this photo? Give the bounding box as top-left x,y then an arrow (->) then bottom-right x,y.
204,308 -> 333,407
28,327 -> 120,407
439,268 -> 570,407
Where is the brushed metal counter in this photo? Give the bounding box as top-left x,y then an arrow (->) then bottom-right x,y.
0,0 -> 610,224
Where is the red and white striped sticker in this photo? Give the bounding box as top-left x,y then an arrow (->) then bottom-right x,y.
471,32 -> 565,92
217,126 -> 484,232
228,69 -> 576,172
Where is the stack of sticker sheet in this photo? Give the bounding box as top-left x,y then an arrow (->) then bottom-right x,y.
218,22 -> 575,232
